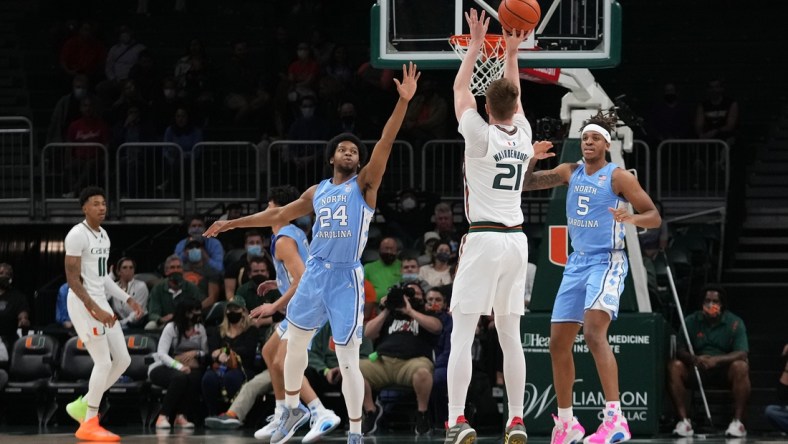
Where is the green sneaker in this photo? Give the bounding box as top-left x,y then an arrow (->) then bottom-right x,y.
66,395 -> 88,424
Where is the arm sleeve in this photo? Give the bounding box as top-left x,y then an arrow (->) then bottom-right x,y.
155,323 -> 178,368
458,109 -> 490,158
103,275 -> 130,304
206,238 -> 225,272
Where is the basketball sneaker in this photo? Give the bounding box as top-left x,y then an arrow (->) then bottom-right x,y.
255,410 -> 282,440
504,416 -> 528,444
551,414 -> 585,444
444,415 -> 476,444
271,403 -> 310,444
302,409 -> 341,443
74,415 -> 120,442
583,412 -> 630,444
66,395 -> 88,424
347,432 -> 364,444
725,418 -> 747,437
174,414 -> 194,428
672,418 -> 693,437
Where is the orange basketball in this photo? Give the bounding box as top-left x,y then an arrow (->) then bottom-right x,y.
498,0 -> 541,33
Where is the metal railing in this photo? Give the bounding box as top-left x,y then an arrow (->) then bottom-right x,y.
267,140 -> 327,193
41,143 -> 109,219
362,139 -> 415,193
192,141 -> 260,212
0,117 -> 34,217
656,139 -> 729,202
625,139 -> 651,193
421,139 -> 466,199
116,142 -> 185,218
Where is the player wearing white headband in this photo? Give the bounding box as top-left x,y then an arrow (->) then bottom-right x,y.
522,111 -> 661,444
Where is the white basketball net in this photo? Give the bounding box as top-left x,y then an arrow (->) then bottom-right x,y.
449,35 -> 507,96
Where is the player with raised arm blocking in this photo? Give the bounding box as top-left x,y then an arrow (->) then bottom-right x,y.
522,111 -> 661,444
63,186 -> 144,442
445,9 -> 554,444
204,62 -> 420,444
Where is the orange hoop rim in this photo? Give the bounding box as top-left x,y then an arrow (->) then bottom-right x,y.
449,34 -> 506,59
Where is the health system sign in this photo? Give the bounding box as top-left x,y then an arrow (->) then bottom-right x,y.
519,313 -> 668,435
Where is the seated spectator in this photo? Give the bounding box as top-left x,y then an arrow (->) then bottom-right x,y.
220,38 -> 258,122
400,77 -> 449,147
55,282 -> 73,330
149,298 -> 208,428
63,97 -> 110,197
202,297 -> 260,417
111,257 -> 149,329
331,101 -> 374,139
322,45 -> 354,92
182,238 -> 221,308
47,74 -> 96,143
765,343 -> 788,433
128,50 -> 161,104
174,216 -> 224,273
145,255 -> 202,330
0,263 -> 30,352
285,42 -> 320,105
418,231 -> 441,266
178,56 -> 214,124
400,256 -> 421,284
234,255 -> 277,330
695,77 -> 739,147
164,106 -> 203,156
378,188 -> 434,248
647,82 -> 693,145
414,203 -> 465,257
59,21 -> 105,81
109,79 -> 148,126
174,38 -> 209,93
224,230 -> 267,297
668,284 -> 750,438
418,241 -> 453,288
99,25 -> 146,104
151,77 -> 183,134
111,105 -> 156,148
363,237 -> 402,303
360,282 -> 442,436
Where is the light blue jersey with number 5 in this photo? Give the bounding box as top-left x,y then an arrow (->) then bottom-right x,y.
309,176 -> 373,264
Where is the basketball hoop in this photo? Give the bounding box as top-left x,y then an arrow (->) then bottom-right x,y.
449,34 -> 507,96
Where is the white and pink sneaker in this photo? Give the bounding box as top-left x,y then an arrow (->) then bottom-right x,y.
551,414 -> 585,444
583,412 -> 631,444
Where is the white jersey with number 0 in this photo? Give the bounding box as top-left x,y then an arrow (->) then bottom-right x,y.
458,109 -> 534,226
65,220 -> 111,300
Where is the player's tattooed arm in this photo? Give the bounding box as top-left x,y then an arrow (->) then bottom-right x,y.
65,255 -> 95,309
522,163 -> 575,191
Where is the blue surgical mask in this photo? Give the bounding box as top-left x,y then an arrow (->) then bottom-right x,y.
246,245 -> 262,257
401,273 -> 419,283
188,248 -> 202,263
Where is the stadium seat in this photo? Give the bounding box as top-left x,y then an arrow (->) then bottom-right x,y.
3,334 -> 59,427
106,334 -> 157,426
46,336 -> 93,425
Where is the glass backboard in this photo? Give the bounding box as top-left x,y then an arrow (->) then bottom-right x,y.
370,0 -> 621,69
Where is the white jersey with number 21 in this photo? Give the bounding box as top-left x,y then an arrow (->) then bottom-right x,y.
65,220 -> 111,300
459,109 -> 534,227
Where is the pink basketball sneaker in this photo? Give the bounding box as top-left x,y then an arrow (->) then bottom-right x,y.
551,414 -> 585,444
583,412 -> 631,444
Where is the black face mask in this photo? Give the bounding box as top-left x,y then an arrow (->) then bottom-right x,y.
0,277 -> 10,290
226,312 -> 243,324
664,93 -> 678,104
251,274 -> 267,285
379,252 -> 397,265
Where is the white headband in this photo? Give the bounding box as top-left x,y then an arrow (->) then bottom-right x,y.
582,124 -> 612,143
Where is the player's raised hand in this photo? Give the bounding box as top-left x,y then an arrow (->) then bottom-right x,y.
532,140 -> 556,160
465,9 -> 490,44
503,28 -> 528,54
394,62 -> 420,102
203,220 -> 232,238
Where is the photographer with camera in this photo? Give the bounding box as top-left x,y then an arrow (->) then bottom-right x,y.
359,281 -> 442,436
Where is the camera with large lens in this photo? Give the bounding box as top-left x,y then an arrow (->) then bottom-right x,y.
384,284 -> 414,311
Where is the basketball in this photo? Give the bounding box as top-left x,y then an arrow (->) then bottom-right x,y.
498,0 -> 541,33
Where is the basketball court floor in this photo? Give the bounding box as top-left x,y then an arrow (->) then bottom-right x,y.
0,426 -> 785,444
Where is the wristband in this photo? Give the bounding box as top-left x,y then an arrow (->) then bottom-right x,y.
323,368 -> 330,376
171,361 -> 183,370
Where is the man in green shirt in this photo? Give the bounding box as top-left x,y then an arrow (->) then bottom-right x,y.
144,255 -> 202,330
364,237 -> 401,302
667,284 -> 750,438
